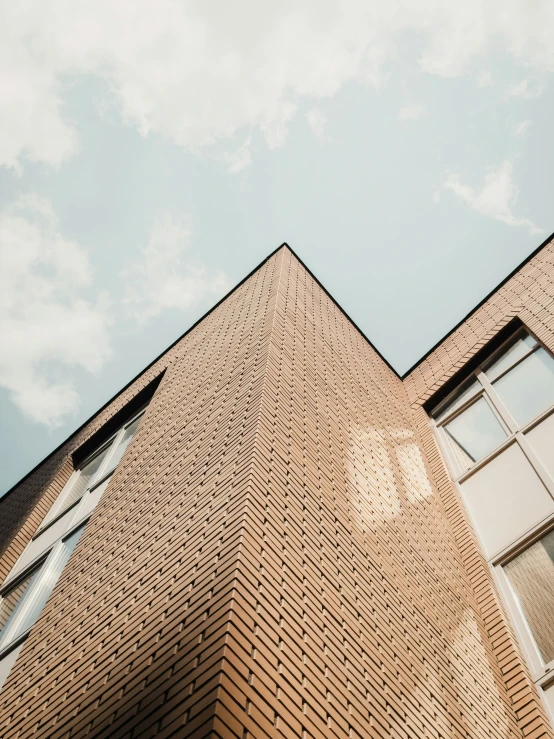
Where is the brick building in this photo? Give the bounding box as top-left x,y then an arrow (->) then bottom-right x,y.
1,241 -> 554,738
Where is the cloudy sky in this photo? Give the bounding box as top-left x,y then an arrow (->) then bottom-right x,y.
1,0 -> 553,494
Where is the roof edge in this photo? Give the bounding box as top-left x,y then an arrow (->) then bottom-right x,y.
4,229 -> 553,498
6,241 -> 401,500
1,242 -> 286,500
283,244 -> 401,378
400,229 -> 554,379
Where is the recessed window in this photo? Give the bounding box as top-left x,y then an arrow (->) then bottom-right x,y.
0,528 -> 84,654
484,332 -> 537,381
504,529 -> 554,665
443,397 -> 507,469
429,327 -> 554,699
431,328 -> 554,477
53,445 -> 111,520
103,416 -> 141,476
493,348 -> 554,427
434,378 -> 481,423
40,410 -> 144,531
0,405 -> 148,691
0,570 -> 41,639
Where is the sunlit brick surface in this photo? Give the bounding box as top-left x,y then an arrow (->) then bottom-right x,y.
1,244 -> 553,738
404,237 -> 554,739
405,238 -> 554,408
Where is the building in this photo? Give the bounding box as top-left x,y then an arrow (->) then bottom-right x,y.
1,241 -> 554,739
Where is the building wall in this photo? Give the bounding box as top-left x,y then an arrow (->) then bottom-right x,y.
231,247 -> 540,739
404,238 -> 554,407
404,237 -> 554,738
0,250 -> 281,738
0,245 -> 552,737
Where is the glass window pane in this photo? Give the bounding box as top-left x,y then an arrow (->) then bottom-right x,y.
443,397 -> 507,471
12,527 -> 84,642
504,529 -> 554,664
484,332 -> 537,381
0,568 -> 41,640
103,416 -> 141,475
57,444 -> 112,517
493,348 -> 554,426
433,378 -> 481,422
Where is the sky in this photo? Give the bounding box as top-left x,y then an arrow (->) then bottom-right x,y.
1,0 -> 554,495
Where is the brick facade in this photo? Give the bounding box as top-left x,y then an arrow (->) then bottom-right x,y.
1,243 -> 553,738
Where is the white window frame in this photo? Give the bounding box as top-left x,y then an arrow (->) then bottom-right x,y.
429,326 -> 554,724
432,328 -> 554,478
0,405 -> 147,682
0,523 -> 84,658
491,525 -> 554,683
38,407 -> 146,533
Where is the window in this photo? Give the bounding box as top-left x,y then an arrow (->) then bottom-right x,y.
493,348 -> 554,427
442,396 -> 507,469
0,406 -> 146,691
0,527 -> 84,653
431,329 -> 554,477
429,327 -> 554,718
504,529 -> 554,665
0,570 -> 41,638
40,409 -> 145,531
51,445 -> 111,520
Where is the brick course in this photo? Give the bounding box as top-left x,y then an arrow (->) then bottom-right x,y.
404,237 -> 554,739
1,243 -> 553,738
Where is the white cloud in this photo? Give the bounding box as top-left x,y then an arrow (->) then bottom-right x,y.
398,104 -> 427,121
506,79 -> 544,99
434,160 -> 542,235
1,0 -> 553,170
0,195 -> 111,427
0,44 -> 78,171
306,109 -> 327,140
122,212 -> 229,324
477,71 -> 494,87
0,201 -> 229,427
513,119 -> 532,136
221,138 -> 252,174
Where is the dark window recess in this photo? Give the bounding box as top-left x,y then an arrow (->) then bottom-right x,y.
73,372 -> 164,468
424,318 -> 523,415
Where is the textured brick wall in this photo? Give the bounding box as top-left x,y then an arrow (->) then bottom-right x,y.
404,237 -> 554,739
0,370 -> 169,584
0,250 -> 281,738
405,237 -> 554,406
0,245 -> 552,738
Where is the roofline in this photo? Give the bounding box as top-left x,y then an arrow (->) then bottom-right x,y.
284,244 -> 401,378
3,230 -> 553,498
2,242 -> 399,501
400,229 -> 554,379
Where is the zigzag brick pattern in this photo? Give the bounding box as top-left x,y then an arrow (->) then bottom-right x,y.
404,238 -> 554,739
0,245 -> 553,738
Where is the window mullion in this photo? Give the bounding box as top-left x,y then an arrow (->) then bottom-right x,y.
434,384 -> 485,426
491,566 -> 546,680
515,433 -> 554,499
0,549 -> 52,650
91,430 -> 124,486
476,370 -> 519,434
432,419 -> 464,480
39,470 -> 80,530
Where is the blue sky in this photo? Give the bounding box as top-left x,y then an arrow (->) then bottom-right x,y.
1,1 -> 553,494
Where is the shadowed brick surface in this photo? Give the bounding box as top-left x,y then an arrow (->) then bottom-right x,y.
1,244 -> 553,738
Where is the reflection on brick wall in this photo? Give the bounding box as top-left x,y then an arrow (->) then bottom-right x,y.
0,244 -> 553,737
